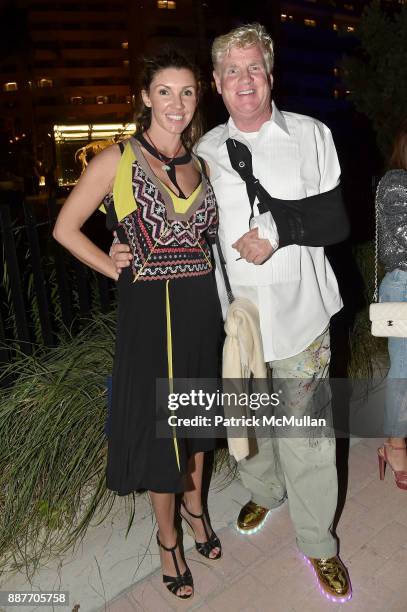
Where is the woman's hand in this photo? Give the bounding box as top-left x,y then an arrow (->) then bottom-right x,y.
110,236 -> 133,275
53,144 -> 121,279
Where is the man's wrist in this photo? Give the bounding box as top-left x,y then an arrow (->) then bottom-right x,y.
250,212 -> 279,251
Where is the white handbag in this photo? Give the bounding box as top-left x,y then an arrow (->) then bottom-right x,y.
369,179 -> 407,338
370,302 -> 407,337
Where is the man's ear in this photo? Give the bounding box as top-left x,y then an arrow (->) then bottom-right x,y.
213,69 -> 222,95
141,89 -> 151,107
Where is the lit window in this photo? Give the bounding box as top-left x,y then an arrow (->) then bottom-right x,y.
333,23 -> 338,31
123,59 -> 129,67
70,96 -> 83,105
346,25 -> 355,32
96,95 -> 109,104
38,78 -> 53,88
304,18 -> 316,27
121,41 -> 128,49
333,89 -> 339,99
333,67 -> 339,77
281,13 -> 287,22
345,89 -> 352,95
3,82 -> 18,91
157,0 -> 176,8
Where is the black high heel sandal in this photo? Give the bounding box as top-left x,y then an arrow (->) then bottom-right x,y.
156,531 -> 194,600
180,500 -> 222,560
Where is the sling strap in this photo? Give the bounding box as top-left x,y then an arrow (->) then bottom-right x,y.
197,155 -> 234,305
225,138 -> 349,248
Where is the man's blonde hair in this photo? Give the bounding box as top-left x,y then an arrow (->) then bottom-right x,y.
212,23 -> 274,73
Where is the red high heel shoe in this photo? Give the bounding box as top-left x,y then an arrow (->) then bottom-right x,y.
378,443 -> 407,490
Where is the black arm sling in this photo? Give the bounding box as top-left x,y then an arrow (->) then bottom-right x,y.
226,138 -> 350,248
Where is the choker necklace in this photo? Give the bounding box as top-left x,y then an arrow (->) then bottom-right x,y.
144,131 -> 185,171
137,132 -> 192,198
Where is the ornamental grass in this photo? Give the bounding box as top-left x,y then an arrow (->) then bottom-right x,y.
0,313 -> 116,575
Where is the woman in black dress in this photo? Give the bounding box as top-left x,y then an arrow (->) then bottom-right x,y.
54,50 -> 222,600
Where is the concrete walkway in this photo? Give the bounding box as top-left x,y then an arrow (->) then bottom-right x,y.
1,438 -> 407,612
102,438 -> 407,612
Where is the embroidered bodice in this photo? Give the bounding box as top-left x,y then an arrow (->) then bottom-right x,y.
101,137 -> 218,282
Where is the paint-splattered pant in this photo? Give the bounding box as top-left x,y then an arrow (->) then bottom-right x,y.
238,327 -> 338,558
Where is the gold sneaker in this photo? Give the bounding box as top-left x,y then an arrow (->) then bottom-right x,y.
304,555 -> 352,603
236,501 -> 270,535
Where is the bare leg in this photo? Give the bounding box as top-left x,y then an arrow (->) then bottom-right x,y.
182,452 -> 220,558
150,491 -> 193,597
385,437 -> 407,471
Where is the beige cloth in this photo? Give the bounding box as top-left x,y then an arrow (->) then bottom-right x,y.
222,297 -> 267,461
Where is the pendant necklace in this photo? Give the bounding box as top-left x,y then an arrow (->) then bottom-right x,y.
137,131 -> 192,198
144,131 -> 183,171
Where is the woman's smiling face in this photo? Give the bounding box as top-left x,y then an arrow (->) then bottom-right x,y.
142,67 -> 198,137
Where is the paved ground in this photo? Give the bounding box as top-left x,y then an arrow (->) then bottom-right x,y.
102,438 -> 407,612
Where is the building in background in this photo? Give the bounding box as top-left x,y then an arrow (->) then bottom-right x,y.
0,0 -> 133,190
0,0 -> 228,188
0,0 -> 405,191
277,0 -> 361,126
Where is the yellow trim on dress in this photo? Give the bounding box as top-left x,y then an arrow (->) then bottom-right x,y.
99,141 -> 138,220
160,181 -> 202,214
165,280 -> 181,471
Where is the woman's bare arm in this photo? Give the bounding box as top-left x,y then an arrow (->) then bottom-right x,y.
53,144 -> 121,280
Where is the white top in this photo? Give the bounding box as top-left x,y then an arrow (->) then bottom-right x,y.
196,102 -> 343,362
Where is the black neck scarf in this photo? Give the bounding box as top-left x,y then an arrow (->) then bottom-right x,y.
136,133 -> 192,198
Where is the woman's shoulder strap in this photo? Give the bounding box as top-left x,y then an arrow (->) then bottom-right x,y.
98,140 -> 136,217
195,154 -> 209,180
111,138 -> 138,221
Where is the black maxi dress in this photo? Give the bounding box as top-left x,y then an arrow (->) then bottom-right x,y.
103,138 -> 222,496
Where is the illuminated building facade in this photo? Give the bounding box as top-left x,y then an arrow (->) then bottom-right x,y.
0,0 -> 227,187
275,1 -> 363,124
0,0 -> 405,188
0,0 -> 135,187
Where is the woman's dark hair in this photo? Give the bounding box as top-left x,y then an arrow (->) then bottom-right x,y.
134,48 -> 203,150
388,120 -> 407,171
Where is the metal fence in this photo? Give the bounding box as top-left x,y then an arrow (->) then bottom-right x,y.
0,197 -> 115,363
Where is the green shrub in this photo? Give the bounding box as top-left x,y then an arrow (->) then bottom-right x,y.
0,313 -> 116,574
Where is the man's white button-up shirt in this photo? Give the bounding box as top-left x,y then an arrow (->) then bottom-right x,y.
196,102 -> 343,362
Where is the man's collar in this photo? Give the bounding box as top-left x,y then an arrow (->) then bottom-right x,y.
270,103 -> 290,136
217,101 -> 290,146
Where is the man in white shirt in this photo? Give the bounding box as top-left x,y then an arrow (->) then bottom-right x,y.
111,23 -> 351,602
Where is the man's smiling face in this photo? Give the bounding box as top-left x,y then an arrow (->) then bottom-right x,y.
213,43 -> 273,131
